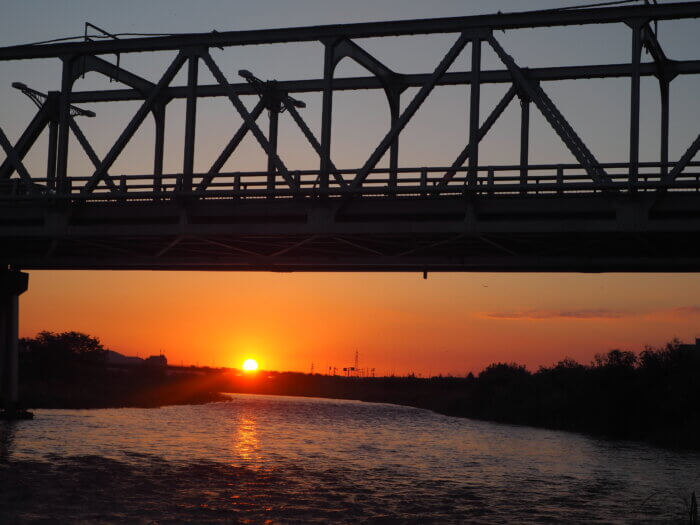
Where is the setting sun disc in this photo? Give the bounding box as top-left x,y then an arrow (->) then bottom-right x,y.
242,359 -> 258,371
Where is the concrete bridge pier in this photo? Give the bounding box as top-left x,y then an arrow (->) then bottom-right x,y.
0,269 -> 31,420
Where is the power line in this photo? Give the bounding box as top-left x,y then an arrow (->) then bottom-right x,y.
9,1 -> 656,49
553,0 -> 644,11
12,31 -> 189,48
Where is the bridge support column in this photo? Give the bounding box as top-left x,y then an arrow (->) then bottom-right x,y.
0,270 -> 30,420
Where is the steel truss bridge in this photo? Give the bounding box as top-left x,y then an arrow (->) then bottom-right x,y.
0,2 -> 700,276
2,1 -> 700,415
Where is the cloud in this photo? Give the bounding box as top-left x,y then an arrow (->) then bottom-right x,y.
481,309 -> 629,320
480,305 -> 700,321
667,306 -> 700,317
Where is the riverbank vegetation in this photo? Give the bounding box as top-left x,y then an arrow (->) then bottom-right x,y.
7,331 -> 699,449
14,331 -> 226,408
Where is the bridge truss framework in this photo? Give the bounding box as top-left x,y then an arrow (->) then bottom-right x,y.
0,2 -> 699,274
2,1 -> 700,415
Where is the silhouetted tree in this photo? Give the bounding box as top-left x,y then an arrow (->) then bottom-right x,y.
593,349 -> 637,369
22,330 -> 106,362
20,331 -> 107,383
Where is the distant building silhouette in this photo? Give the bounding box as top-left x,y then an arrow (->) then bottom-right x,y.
105,350 -> 143,366
678,338 -> 700,352
144,355 -> 167,368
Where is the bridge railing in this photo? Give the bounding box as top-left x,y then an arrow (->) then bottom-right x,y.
2,161 -> 700,201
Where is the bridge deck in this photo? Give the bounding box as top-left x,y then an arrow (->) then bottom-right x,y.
3,171 -> 700,271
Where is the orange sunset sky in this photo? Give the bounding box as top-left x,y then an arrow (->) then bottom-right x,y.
19,271 -> 700,376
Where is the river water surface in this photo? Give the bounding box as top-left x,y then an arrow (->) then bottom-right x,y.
1,394 -> 698,523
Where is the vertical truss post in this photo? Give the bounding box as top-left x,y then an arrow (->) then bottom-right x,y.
659,79 -> 669,178
557,166 -> 564,194
267,107 -> 279,195
641,21 -> 674,182
119,174 -> 127,199
388,92 -> 400,194
520,95 -> 530,193
56,57 -> 75,195
46,93 -> 59,191
467,37 -> 482,187
183,51 -> 199,193
47,119 -> 58,190
320,39 -> 337,194
153,103 -> 166,193
629,21 -> 643,190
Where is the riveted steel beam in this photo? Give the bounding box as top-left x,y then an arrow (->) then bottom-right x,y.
1,2 -> 698,60
64,60 -> 700,104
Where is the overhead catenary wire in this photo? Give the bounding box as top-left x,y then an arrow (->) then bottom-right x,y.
14,32 -> 186,47
547,0 -> 645,11
9,0 -> 656,48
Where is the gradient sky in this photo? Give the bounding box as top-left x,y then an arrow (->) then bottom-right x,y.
2,1 -> 700,375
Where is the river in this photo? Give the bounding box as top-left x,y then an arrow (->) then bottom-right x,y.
1,393 -> 698,523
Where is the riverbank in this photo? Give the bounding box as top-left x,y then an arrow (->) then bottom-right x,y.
220,374 -> 700,451
11,332 -> 700,450
13,367 -> 699,451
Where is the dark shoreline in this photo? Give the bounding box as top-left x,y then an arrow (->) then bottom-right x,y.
15,380 -> 699,453
12,332 -> 700,451
224,387 -> 700,452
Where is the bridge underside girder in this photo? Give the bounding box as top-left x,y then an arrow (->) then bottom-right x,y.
2,193 -> 700,272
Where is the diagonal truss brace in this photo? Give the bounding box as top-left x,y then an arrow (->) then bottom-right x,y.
350,31 -> 480,190
0,103 -> 52,180
1,81 -> 102,186
270,235 -> 318,257
487,35 -> 612,188
283,101 -> 346,188
438,84 -> 518,186
200,50 -> 298,191
662,134 -> 700,187
28,55 -> 158,193
82,51 -> 188,194
198,72 -> 347,192
0,126 -> 34,189
196,99 -> 266,191
67,117 -> 118,191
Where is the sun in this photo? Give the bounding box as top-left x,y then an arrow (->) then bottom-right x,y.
242,358 -> 259,372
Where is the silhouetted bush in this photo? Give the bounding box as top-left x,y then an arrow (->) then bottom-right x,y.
11,331 -> 225,409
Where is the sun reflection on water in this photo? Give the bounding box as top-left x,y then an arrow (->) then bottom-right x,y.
233,417 -> 262,467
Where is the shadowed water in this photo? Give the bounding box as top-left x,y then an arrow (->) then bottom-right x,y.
1,394 -> 698,523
